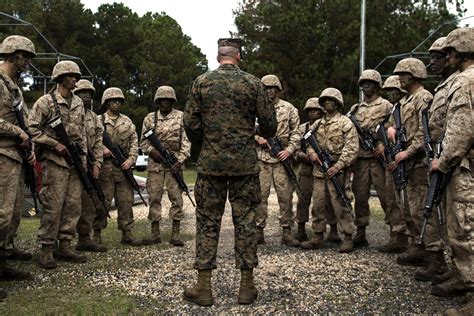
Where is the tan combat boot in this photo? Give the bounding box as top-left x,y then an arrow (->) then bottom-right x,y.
397,243 -> 428,267
256,227 -> 265,245
414,251 -> 448,282
281,227 -> 300,247
294,223 -> 309,242
238,268 -> 258,304
76,234 -> 108,252
432,269 -> 456,285
170,220 -> 184,247
339,234 -> 354,253
327,224 -> 341,243
121,230 -> 142,247
57,240 -> 87,263
378,232 -> 409,253
353,226 -> 369,248
142,222 -> 161,245
37,244 -> 57,269
431,272 -> 474,297
0,250 -> 33,280
300,233 -> 325,250
183,269 -> 214,306
7,239 -> 32,261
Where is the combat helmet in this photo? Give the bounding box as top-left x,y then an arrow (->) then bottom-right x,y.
358,69 -> 383,88
382,75 -> 407,93
74,79 -> 95,95
428,37 -> 447,54
319,88 -> 344,107
0,35 -> 36,57
443,27 -> 474,53
261,74 -> 282,90
393,58 -> 427,79
51,60 -> 81,81
154,86 -> 177,102
101,87 -> 125,105
303,97 -> 324,112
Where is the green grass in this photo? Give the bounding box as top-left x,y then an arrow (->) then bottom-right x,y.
134,167 -> 197,185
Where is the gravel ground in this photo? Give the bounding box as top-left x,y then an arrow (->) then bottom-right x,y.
15,190 -> 469,313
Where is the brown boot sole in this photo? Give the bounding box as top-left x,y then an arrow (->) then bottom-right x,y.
183,292 -> 214,306
170,240 -> 185,247
37,261 -> 57,270
238,291 -> 258,305
76,245 -> 108,252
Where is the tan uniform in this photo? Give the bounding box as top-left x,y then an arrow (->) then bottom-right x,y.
77,110 -> 104,236
438,64 -> 474,285
389,86 -> 433,239
307,112 -> 358,235
28,89 -> 86,245
255,99 -> 299,228
349,96 -> 391,228
98,112 -> 138,231
140,109 -> 191,223
0,69 -> 28,250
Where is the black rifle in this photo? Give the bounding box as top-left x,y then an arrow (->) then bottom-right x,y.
86,151 -> 109,217
347,113 -> 385,167
12,100 -> 40,212
302,130 -> 353,215
267,138 -> 302,194
47,116 -> 96,203
377,103 -> 408,210
102,131 -> 148,206
143,129 -> 196,207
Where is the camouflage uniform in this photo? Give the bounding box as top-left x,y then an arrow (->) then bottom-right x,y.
184,62 -> 276,271
307,113 -> 358,237
140,108 -> 190,223
255,99 -> 300,229
98,112 -> 138,232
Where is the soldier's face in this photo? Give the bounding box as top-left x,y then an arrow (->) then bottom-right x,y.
384,88 -> 403,104
12,51 -> 33,72
61,74 -> 79,91
446,48 -> 462,68
108,99 -> 123,114
429,51 -> 447,74
157,99 -> 173,114
76,90 -> 93,108
360,80 -> 378,97
307,109 -> 323,121
322,99 -> 337,114
397,73 -> 414,89
265,86 -> 279,102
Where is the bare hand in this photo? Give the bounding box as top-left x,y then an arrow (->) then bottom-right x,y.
121,159 -> 132,170
309,152 -> 321,166
92,165 -> 100,178
431,158 -> 440,172
149,149 -> 163,163
103,147 -> 112,158
256,137 -> 268,148
373,143 -> 384,158
18,131 -> 30,148
395,151 -> 408,164
27,152 -> 36,165
387,127 -> 396,142
298,152 -> 311,164
171,161 -> 182,173
277,150 -> 290,161
387,161 -> 398,172
327,166 -> 339,178
54,143 -> 68,156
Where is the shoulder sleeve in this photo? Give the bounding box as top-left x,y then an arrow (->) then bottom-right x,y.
334,117 -> 359,170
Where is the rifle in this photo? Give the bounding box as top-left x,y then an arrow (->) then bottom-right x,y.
377,103 -> 408,210
47,116 -> 96,203
143,129 -> 196,207
302,130 -> 353,215
12,99 -> 40,212
267,137 -> 302,194
347,113 -> 385,167
86,151 -> 110,217
102,131 -> 148,206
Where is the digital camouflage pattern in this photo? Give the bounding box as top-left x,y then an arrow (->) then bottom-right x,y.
393,58 -> 427,79
0,35 -> 36,56
184,63 -> 277,176
443,27 -> 474,53
0,157 -> 22,248
51,60 -> 81,81
140,109 -> 190,223
255,98 -> 300,163
193,174 -> 261,270
98,112 -> 138,231
438,64 -> 474,284
294,121 -> 314,224
358,69 -> 383,88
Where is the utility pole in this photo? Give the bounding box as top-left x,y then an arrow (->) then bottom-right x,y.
359,0 -> 366,102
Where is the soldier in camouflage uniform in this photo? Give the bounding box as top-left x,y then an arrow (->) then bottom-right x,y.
255,74 -> 300,247
386,58 -> 433,266
140,86 -> 191,247
430,29 -> 473,313
73,79 -> 107,252
413,37 -> 459,283
183,38 -> 276,306
29,60 -> 88,268
378,75 -> 409,253
0,35 -> 36,297
348,70 -> 392,248
300,88 -> 358,253
293,98 -> 340,243
97,87 -> 141,246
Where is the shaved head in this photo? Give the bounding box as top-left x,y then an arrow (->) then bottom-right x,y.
217,46 -> 240,63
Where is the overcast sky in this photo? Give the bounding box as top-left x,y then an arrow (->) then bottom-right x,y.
80,0 -> 474,70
